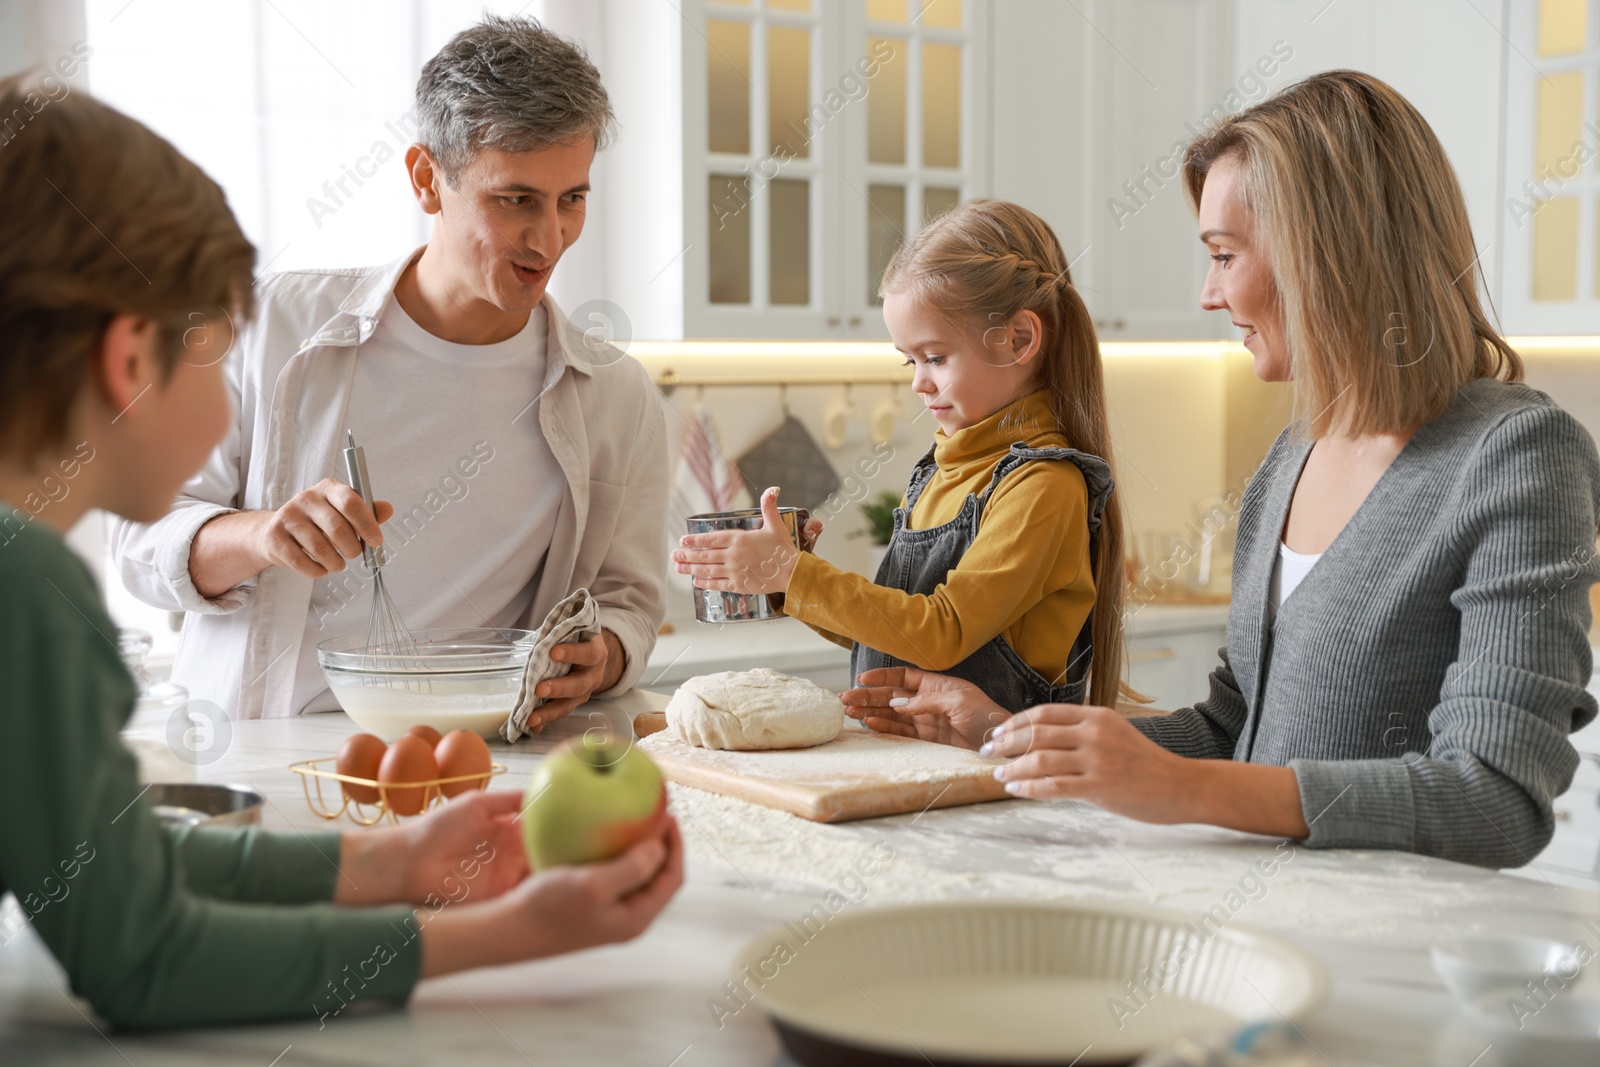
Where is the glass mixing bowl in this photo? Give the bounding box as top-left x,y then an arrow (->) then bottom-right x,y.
317,627 -> 537,740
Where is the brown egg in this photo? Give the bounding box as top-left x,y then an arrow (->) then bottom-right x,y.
378,735 -> 439,816
435,730 -> 493,798
405,724 -> 443,749
336,733 -> 387,805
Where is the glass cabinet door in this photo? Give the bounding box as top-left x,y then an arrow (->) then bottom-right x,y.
849,0 -> 981,326
687,0 -> 987,338
695,0 -> 827,336
1504,0 -> 1598,333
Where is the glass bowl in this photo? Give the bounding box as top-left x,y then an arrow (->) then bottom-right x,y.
317,627 -> 536,740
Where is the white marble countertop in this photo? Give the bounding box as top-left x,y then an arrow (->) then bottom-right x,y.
2,690 -> 1597,1067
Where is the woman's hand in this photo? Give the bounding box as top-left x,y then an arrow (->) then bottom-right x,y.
673,488 -> 800,595
417,811 -> 685,977
985,705 -> 1312,837
334,789 -> 528,907
982,704 -> 1200,823
840,666 -> 1010,750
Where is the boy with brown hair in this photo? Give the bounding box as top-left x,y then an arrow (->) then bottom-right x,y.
0,72 -> 680,1030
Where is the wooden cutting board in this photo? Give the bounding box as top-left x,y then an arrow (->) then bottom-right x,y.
632,712 -> 1010,823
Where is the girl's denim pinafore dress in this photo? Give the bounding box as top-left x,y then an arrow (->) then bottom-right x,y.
850,442 -> 1114,713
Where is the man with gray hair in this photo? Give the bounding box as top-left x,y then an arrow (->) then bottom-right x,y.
110,16 -> 667,722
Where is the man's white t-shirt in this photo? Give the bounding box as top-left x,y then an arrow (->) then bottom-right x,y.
291,297 -> 563,714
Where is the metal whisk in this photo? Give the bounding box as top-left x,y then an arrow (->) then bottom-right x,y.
341,431 -> 418,657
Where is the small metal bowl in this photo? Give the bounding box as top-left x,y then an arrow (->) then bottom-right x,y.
147,783 -> 264,829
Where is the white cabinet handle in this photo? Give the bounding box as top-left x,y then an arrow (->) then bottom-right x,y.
1129,647 -> 1178,662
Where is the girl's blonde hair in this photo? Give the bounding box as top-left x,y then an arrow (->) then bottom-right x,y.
1182,70 -> 1522,437
879,198 -> 1131,707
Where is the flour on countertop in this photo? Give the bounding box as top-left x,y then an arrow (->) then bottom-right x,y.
665,784 -> 1541,945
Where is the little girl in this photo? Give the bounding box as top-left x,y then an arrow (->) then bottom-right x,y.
674,199 -> 1132,715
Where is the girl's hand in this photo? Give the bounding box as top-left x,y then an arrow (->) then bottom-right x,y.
417,812 -> 685,977
982,704 -> 1198,823
673,487 -> 800,595
841,666 -> 1010,751
798,516 -> 824,553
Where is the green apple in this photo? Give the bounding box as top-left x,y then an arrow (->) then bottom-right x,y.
521,733 -> 667,870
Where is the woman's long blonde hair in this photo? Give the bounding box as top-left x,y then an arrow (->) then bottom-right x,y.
879,198 -> 1132,706
1182,70 -> 1522,438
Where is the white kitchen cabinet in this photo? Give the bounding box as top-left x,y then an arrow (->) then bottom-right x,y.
1123,604 -> 1228,712
595,0 -> 989,341
591,0 -> 1548,344
1228,0 -> 1529,327
991,0 -> 1237,341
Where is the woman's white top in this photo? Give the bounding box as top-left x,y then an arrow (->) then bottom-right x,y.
1268,541 -> 1323,618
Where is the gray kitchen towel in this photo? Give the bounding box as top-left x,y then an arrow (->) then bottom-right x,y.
501,588 -> 602,743
736,414 -> 842,512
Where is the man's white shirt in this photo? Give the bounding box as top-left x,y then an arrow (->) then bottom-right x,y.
109,247 -> 668,719
294,297 -> 564,715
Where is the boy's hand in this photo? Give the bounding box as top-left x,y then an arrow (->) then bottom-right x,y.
673,487 -> 801,595
334,790 -> 529,908
505,813 -> 684,957
416,811 -> 685,977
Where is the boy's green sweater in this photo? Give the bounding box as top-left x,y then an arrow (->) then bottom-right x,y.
0,509 -> 420,1029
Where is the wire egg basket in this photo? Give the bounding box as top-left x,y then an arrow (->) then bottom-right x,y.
289,757 -> 509,826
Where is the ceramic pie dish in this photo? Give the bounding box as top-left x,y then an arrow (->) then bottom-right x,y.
731,899 -> 1329,1066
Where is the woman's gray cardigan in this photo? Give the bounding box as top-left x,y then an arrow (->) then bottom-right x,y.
1131,379 -> 1600,869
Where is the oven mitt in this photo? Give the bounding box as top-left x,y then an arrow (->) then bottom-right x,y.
501,588 -> 603,743
735,414 -> 842,512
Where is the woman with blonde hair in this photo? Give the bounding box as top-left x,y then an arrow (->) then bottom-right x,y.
846,70 -> 1600,869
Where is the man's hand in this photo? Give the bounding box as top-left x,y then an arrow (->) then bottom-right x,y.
190,478 -> 392,598
840,666 -> 1010,750
525,629 -> 627,732
672,487 -> 801,595
256,477 -> 393,579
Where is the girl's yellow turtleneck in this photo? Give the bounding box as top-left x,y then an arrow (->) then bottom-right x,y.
784,389 -> 1096,682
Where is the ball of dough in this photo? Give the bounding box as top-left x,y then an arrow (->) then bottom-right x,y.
665,668 -> 844,750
